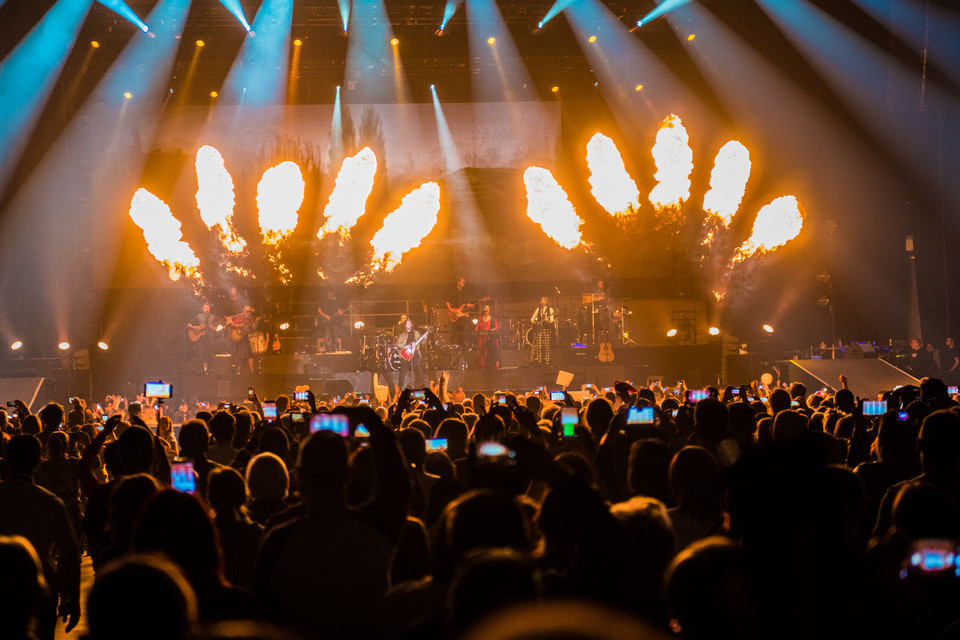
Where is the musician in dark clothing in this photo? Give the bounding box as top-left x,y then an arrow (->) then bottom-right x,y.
395,319 -> 425,389
317,290 -> 348,352
187,303 -> 217,374
227,305 -> 257,375
445,278 -> 473,349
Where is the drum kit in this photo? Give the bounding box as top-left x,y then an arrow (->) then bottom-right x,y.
359,326 -> 467,371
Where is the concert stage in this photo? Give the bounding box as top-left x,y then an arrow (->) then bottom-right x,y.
2,344 -> 728,405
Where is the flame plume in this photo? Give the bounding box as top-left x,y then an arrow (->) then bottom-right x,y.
319,147 -> 377,241
523,167 -> 583,250
195,145 -> 246,254
586,133 -> 640,216
648,114 -> 693,210
257,161 -> 304,247
369,182 -> 441,273
128,188 -> 201,283
734,196 -> 804,263
703,141 -> 751,227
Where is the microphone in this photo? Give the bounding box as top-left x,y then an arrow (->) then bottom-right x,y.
554,286 -> 562,296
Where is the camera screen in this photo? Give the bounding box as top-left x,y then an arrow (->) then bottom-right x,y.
549,391 -> 564,401
144,382 -> 172,399
686,389 -> 709,404
262,402 -> 277,419
410,390 -> 425,400
863,400 -> 887,416
171,461 -> 196,494
426,438 -> 448,453
310,413 -> 349,437
628,406 -> 655,424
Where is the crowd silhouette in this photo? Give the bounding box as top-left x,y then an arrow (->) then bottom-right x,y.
1,374 -> 959,640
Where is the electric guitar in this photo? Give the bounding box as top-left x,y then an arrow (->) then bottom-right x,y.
399,330 -> 430,361
447,296 -> 490,323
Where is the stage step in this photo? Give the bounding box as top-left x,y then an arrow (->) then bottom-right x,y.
788,358 -> 919,399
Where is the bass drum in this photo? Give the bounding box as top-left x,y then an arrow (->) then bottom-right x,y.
524,328 -> 535,348
387,349 -> 402,371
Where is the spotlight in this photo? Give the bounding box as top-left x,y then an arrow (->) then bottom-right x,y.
10,341 -> 23,351
209,91 -> 218,98
487,36 -> 496,45
588,35 -> 597,43
687,34 -> 696,41
435,28 -> 445,36
430,84 -> 436,91
196,39 -> 205,47
279,322 -> 290,331
91,41 -> 100,48
636,20 -> 642,27
390,37 -> 399,46
58,342 -> 71,351
97,341 -> 109,350
354,320 -> 365,330
123,91 -> 132,99
216,324 -> 224,332
762,324 -> 775,334
635,84 -> 643,91
708,327 -> 720,336
666,328 -> 678,338
293,38 -> 302,47
537,21 -> 544,29
472,318 -> 479,325
551,85 -> 559,93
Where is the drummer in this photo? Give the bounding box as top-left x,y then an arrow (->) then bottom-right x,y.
393,314 -> 409,339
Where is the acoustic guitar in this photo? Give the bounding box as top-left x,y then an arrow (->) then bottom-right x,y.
187,324 -> 207,342
598,342 -> 615,363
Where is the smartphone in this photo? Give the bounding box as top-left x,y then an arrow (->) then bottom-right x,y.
101,414 -> 109,424
144,382 -> 173,399
294,391 -> 309,401
426,437 -> 448,453
171,461 -> 196,494
603,387 -> 611,392
477,441 -> 516,463
669,408 -> 678,418
560,407 -> 578,437
901,539 -> 960,576
355,424 -> 370,438
359,399 -> 370,406
262,401 -> 277,420
897,411 -> 909,421
628,406 -> 655,425
247,387 -> 256,401
5,401 -> 14,407
310,413 -> 349,437
497,395 -> 507,405
687,389 -> 709,404
442,403 -> 449,410
410,390 -> 425,400
790,400 -> 800,407
290,412 -> 304,422
949,386 -> 959,395
863,400 -> 887,416
549,391 -> 564,401
731,388 -> 740,396
68,396 -> 76,404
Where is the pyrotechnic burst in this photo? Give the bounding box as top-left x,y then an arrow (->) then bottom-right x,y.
369,182 -> 441,274
703,141 -> 751,227
128,189 -> 201,284
318,147 -> 377,241
733,196 -> 804,263
523,167 -> 583,250
586,133 -> 640,216
194,145 -> 246,254
648,114 -> 693,211
257,161 -> 304,247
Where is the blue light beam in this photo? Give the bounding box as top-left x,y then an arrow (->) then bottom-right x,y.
344,0 -> 404,103
97,0 -> 150,32
638,0 -> 693,28
330,85 -> 344,169
0,0 -> 93,192
337,0 -> 350,31
441,0 -> 461,30
430,85 -> 462,173
224,0 -> 295,106
540,0 -> 578,27
217,0 -> 253,32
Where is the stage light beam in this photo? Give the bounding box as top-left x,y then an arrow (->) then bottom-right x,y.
540,0 -> 578,27
96,0 -> 150,32
216,0 -> 253,32
10,341 -> 23,351
0,0 -> 94,193
637,0 -> 693,27
223,0 -> 295,106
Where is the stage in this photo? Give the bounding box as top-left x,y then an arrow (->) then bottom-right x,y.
0,344 -> 729,406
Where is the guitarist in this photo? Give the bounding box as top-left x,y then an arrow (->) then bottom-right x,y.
445,277 -> 473,348
395,319 -> 425,390
226,305 -> 258,375
529,296 -> 556,367
187,303 -> 217,374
